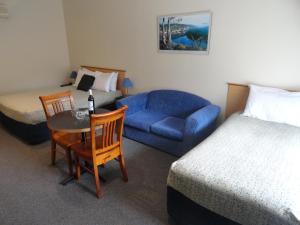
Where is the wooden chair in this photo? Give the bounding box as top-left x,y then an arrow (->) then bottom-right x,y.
71,106 -> 128,198
39,91 -> 81,175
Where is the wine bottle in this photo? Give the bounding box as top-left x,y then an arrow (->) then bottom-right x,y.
88,89 -> 95,115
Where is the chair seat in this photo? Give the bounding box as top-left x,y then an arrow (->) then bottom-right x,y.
125,110 -> 167,132
151,117 -> 185,141
71,136 -> 104,159
53,132 -> 82,148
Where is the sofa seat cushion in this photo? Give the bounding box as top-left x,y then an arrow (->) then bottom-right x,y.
125,110 -> 167,132
151,117 -> 185,141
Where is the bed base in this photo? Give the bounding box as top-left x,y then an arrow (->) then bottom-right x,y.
0,112 -> 50,145
167,186 -> 241,225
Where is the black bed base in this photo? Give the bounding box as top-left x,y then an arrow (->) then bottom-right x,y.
0,112 -> 50,145
167,186 -> 241,225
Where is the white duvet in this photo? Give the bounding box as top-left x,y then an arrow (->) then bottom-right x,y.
168,114 -> 300,225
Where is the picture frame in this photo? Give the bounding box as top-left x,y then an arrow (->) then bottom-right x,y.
158,11 -> 212,54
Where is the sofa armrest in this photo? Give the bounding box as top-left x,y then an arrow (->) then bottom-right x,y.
184,104 -> 221,143
116,92 -> 148,115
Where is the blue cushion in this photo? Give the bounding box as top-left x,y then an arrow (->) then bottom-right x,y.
125,110 -> 167,132
146,90 -> 210,118
151,117 -> 185,141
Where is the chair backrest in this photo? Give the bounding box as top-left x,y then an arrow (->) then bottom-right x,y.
90,106 -> 128,156
39,91 -> 75,119
147,90 -> 210,118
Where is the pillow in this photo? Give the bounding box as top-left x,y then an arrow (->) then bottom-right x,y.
243,84 -> 300,127
77,74 -> 95,91
73,68 -> 95,87
109,72 -> 118,91
92,71 -> 113,92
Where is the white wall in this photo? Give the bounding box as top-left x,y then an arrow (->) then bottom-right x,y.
63,0 -> 300,113
0,0 -> 70,94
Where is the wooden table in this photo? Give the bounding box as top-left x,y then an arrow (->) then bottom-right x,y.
47,108 -> 109,185
48,108 -> 109,134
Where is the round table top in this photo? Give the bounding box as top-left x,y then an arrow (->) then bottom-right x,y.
47,108 -> 110,133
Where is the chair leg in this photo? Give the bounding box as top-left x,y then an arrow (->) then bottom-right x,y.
93,165 -> 102,198
51,140 -> 56,165
75,155 -> 81,180
65,149 -> 73,176
119,155 -> 128,182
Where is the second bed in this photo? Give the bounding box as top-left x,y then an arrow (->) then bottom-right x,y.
167,83 -> 300,225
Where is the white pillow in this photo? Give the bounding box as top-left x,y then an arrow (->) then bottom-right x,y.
92,71 -> 113,92
243,84 -> 300,127
73,68 -> 95,87
109,72 -> 118,91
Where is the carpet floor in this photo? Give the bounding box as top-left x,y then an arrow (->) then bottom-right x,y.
0,126 -> 176,225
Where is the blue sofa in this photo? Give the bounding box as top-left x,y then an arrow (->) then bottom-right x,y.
116,90 -> 220,156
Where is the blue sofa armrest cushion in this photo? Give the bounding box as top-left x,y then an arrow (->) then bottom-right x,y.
184,104 -> 221,140
116,92 -> 149,115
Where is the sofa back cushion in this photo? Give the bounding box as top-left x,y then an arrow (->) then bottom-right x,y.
146,90 -> 210,118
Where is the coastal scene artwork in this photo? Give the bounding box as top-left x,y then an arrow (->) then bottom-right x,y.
158,11 -> 211,53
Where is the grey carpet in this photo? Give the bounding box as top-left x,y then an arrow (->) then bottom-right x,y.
0,126 -> 176,225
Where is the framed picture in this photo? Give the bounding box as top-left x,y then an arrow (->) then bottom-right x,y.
158,11 -> 212,54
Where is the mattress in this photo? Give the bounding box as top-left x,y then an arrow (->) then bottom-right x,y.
0,86 -> 121,125
167,114 -> 300,225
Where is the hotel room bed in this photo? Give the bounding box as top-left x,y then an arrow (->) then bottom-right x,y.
0,86 -> 121,144
167,84 -> 300,225
0,66 -> 125,144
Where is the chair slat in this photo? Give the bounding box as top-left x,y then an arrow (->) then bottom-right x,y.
39,91 -> 75,119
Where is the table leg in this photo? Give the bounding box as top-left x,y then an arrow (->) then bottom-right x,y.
59,175 -> 75,185
83,162 -> 106,183
60,151 -> 86,185
81,132 -> 86,143
59,169 -> 88,186
59,168 -> 105,185
60,163 -> 106,186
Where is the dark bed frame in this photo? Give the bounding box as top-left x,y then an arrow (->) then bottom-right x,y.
0,112 -> 50,144
167,186 -> 241,225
